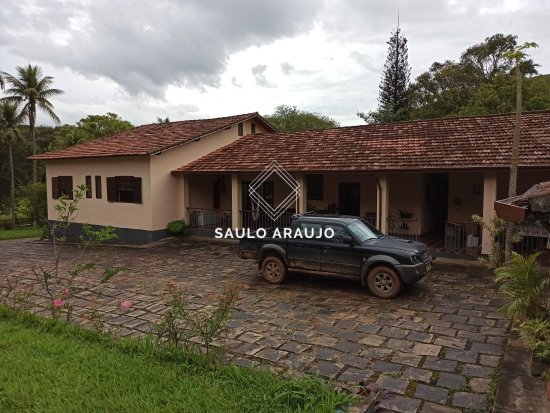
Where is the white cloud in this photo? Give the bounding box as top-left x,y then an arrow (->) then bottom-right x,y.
0,0 -> 548,126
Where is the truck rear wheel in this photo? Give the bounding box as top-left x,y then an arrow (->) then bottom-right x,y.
261,256 -> 286,284
367,266 -> 401,299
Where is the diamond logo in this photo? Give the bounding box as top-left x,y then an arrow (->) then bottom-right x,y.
249,160 -> 300,221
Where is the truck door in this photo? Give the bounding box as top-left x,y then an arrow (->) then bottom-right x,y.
320,223 -> 363,276
287,221 -> 322,271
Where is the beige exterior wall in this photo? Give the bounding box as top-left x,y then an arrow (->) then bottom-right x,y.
151,120 -> 264,229
447,171 -> 484,222
306,173 -> 377,216
45,119 -> 264,231
45,157 -> 153,230
447,169 -> 550,223
387,173 -> 423,234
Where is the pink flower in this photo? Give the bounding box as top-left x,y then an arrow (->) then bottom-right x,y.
118,299 -> 133,310
53,298 -> 64,308
61,288 -> 69,297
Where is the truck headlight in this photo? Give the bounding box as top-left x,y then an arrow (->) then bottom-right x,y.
411,254 -> 422,264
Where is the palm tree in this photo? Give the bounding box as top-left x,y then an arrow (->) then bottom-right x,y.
503,42 -> 538,261
0,65 -> 64,183
0,102 -> 27,227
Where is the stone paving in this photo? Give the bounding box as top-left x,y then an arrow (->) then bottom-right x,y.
0,238 -> 511,413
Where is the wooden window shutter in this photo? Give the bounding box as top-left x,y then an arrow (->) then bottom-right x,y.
85,176 -> 92,198
52,177 -> 60,199
66,176 -> 74,199
106,177 -> 117,202
95,176 -> 102,199
133,177 -> 142,203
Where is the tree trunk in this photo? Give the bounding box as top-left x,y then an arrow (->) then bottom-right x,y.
504,63 -> 523,261
30,105 -> 37,183
8,138 -> 16,228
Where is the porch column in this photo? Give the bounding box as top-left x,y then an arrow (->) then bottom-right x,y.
295,174 -> 307,214
177,174 -> 190,223
481,171 -> 498,255
231,174 -> 242,229
377,174 -> 389,233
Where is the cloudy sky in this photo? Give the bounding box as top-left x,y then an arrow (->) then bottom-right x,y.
1,0 -> 549,127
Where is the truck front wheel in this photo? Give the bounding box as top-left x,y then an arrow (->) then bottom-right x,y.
367,266 -> 402,299
261,256 -> 286,284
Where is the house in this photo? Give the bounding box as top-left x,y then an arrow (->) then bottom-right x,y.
30,113 -> 276,242
32,110 -> 550,256
172,111 -> 550,255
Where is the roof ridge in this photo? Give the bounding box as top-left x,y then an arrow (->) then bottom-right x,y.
132,111 -> 259,129
29,112 -> 266,160
244,109 -> 550,137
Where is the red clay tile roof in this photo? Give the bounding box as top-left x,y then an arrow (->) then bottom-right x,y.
30,112 -> 275,160
174,111 -> 550,173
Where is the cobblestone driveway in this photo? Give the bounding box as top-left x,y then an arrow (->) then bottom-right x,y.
0,238 -> 509,413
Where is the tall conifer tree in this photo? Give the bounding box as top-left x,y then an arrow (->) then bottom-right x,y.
359,16 -> 411,124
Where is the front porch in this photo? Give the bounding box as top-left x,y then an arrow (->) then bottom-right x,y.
176,169 -> 549,258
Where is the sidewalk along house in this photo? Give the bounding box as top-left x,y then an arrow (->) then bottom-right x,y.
30,113 -> 276,242
173,111 -> 550,256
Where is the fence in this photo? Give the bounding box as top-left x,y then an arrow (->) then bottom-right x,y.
499,224 -> 549,256
387,218 -> 419,241
187,208 -> 231,229
444,222 -> 482,254
444,221 -> 549,256
240,210 -> 294,230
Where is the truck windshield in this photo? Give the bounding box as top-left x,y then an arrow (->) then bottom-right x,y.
347,220 -> 382,242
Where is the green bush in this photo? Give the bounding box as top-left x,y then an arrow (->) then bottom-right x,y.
518,318 -> 550,362
167,220 -> 186,235
494,252 -> 549,320
1,221 -> 14,230
18,183 -> 47,226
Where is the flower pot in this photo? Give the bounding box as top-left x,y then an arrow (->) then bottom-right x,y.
531,352 -> 550,377
547,381 -> 550,401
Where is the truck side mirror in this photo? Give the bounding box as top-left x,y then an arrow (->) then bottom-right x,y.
342,235 -> 354,245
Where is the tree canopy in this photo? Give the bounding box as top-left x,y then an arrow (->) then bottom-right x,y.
359,26 -> 411,124
409,34 -> 543,120
264,105 -> 339,132
1,65 -> 63,182
51,112 -> 133,149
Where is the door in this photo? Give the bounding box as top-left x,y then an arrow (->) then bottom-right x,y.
287,221 -> 323,271
320,223 -> 363,275
428,174 -> 449,235
339,183 -> 360,216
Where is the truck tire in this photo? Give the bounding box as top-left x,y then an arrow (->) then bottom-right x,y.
261,256 -> 286,284
367,266 -> 401,299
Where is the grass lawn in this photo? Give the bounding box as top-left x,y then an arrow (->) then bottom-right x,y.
0,306 -> 353,412
0,226 -> 42,240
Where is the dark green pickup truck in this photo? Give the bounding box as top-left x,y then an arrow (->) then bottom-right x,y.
237,214 -> 432,298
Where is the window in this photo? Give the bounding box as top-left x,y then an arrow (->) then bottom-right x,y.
95,176 -> 102,199
307,174 -> 323,200
238,122 -> 244,136
85,176 -> 92,198
324,224 -> 349,243
106,176 -> 142,203
251,123 -> 256,134
298,222 -> 323,240
51,176 -> 73,199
